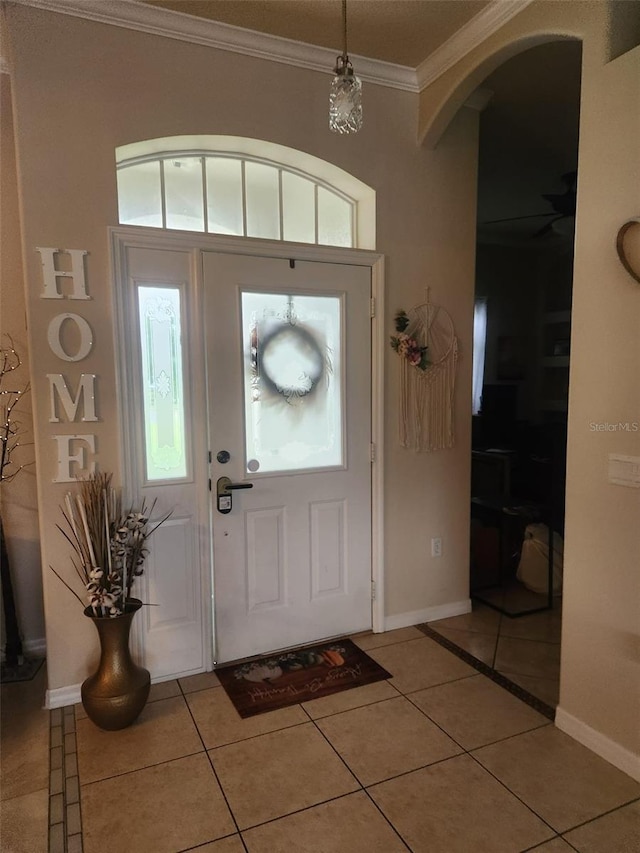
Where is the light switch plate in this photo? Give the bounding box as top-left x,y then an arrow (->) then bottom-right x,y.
608,454 -> 640,488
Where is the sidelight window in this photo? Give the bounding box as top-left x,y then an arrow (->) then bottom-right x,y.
137,285 -> 188,481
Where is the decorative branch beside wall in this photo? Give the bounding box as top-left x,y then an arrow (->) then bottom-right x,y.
0,335 -> 31,672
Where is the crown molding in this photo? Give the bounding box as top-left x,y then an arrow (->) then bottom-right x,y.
416,0 -> 536,91
13,0 -> 534,94
11,0 -> 419,91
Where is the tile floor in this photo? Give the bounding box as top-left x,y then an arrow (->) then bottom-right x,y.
2,623 -> 640,853
428,599 -> 562,708
0,663 -> 49,853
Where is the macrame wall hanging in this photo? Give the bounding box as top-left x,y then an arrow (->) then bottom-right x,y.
390,291 -> 458,452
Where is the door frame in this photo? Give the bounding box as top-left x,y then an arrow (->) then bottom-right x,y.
111,226 -> 385,673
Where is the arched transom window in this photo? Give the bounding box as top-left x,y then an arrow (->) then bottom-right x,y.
116,136 -> 375,249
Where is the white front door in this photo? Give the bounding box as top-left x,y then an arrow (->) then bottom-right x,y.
204,252 -> 372,663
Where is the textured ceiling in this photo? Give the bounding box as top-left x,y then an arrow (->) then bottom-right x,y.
142,0 -> 491,67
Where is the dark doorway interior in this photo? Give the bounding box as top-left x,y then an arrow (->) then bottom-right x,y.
471,41 -> 582,617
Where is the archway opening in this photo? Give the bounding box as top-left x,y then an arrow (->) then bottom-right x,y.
430,39 -> 582,715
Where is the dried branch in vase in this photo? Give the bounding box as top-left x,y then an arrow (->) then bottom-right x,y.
52,472 -> 171,617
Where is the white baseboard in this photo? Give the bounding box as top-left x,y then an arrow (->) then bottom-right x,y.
46,683 -> 82,710
45,671 -> 207,709
555,706 -> 640,782
24,637 -> 47,657
1,636 -> 46,662
44,602 -> 473,708
383,599 -> 471,632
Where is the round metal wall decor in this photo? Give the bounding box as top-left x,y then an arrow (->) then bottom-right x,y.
616,218 -> 640,284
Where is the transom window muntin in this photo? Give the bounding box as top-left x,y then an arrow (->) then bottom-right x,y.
117,151 -> 356,248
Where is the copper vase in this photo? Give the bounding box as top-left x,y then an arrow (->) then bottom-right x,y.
81,598 -> 150,731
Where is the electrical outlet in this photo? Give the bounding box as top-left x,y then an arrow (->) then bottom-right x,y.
431,537 -> 442,558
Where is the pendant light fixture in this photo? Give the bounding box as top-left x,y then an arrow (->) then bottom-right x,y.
329,0 -> 363,134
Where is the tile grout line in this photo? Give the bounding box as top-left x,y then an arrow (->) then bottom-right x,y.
495,634 -> 562,648
417,623 -> 556,720
214,648 -> 563,841
49,704 -> 84,853
401,686 -> 550,752
185,690 -> 412,844
48,706 -> 64,853
178,680 -> 250,853
552,794 -> 640,838
237,788 -> 402,840
493,611 -> 503,667
176,833 -> 246,853
231,705 -> 371,839
78,747 -> 208,788
200,634 -> 556,842
465,747 -> 561,839
299,699 -> 412,851
224,679 -> 551,846
520,835 -> 577,852
64,705 -> 83,852
191,668 -> 407,843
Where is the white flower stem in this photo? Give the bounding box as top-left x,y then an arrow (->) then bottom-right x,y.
76,496 -> 96,567
103,489 -> 112,575
65,493 -> 80,546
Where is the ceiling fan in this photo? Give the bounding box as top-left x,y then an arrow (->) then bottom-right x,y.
483,171 -> 577,238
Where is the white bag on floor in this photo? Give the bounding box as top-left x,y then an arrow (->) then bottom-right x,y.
516,523 -> 563,595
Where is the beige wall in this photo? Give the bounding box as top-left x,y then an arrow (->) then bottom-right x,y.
417,0 -> 639,772
4,5 -> 477,691
561,38 -> 640,766
0,67 -> 45,651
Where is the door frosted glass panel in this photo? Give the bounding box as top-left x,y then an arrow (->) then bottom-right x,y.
318,187 -> 353,247
242,292 -> 343,473
245,162 -> 280,240
282,172 -> 315,244
164,157 -> 205,232
117,161 -> 163,227
206,157 -> 244,236
138,286 -> 188,481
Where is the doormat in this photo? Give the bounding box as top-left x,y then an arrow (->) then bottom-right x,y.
216,638 -> 392,718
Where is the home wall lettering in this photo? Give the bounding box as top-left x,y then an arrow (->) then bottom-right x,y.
37,247 -> 99,482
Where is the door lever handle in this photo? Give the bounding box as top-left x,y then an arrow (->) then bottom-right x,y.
217,477 -> 254,493
216,477 -> 253,514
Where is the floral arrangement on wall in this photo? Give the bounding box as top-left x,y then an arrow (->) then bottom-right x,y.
389,309 -> 429,370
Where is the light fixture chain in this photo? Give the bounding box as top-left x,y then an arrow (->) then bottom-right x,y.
342,0 -> 348,59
